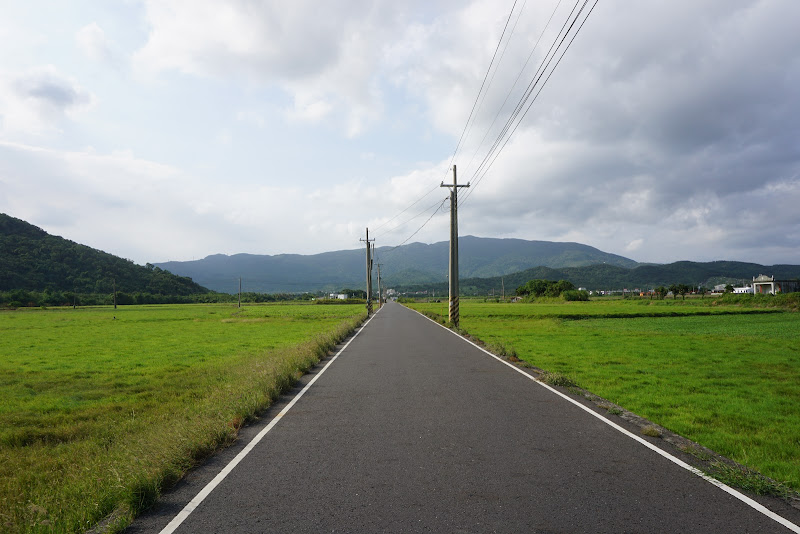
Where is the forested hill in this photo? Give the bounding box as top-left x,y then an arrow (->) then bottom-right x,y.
398,261 -> 800,295
0,213 -> 210,295
155,236 -> 638,293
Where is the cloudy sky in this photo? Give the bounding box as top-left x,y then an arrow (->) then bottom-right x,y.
1,0 -> 798,266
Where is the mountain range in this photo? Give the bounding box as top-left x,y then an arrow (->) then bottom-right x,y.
154,236 -> 638,293
2,212 -> 798,296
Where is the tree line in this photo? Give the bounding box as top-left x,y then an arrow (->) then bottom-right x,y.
0,289 -> 317,308
515,279 -> 589,301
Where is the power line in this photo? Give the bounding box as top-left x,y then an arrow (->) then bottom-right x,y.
441,0 -> 520,184
461,0 -> 599,206
464,0 -> 585,192
368,0 -> 538,253
471,0 -> 599,197
459,0 -> 562,181
367,0 -> 599,274
372,183 -> 440,233
374,195 -> 449,239
380,196 -> 449,255
453,0 -> 524,180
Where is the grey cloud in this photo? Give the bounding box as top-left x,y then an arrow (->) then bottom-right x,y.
12,70 -> 92,112
502,0 -> 800,258
137,0 -> 412,82
23,81 -> 84,107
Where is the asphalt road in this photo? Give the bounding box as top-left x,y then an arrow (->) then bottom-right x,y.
128,302 -> 800,533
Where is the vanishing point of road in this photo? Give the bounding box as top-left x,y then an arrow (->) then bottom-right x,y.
128,302 -> 800,533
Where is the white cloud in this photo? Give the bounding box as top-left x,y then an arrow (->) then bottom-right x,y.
284,95 -> 333,124
132,0 -> 411,136
76,23 -> 114,64
2,0 -> 800,268
0,65 -> 94,135
0,140 -> 411,262
235,109 -> 266,128
0,141 -> 190,260
625,239 -> 643,252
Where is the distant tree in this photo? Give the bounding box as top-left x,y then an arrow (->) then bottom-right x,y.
668,284 -> 679,299
562,289 -> 589,301
115,291 -> 135,305
698,286 -> 707,298
546,280 -> 576,297
725,284 -> 734,293
676,283 -> 691,300
655,286 -> 668,300
516,279 -> 551,297
516,279 -> 575,298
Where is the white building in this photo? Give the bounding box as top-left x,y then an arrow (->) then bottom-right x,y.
733,286 -> 753,294
752,274 -> 800,295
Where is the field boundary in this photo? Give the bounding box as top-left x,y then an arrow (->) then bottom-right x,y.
480,308 -> 783,320
407,305 -> 800,533
157,307 -> 381,534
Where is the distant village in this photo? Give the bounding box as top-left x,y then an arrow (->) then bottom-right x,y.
593,275 -> 800,297
354,274 -> 800,300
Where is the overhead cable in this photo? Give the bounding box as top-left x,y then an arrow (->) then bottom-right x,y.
465,0 -> 586,192
372,183 -> 440,234
374,195 -> 450,239
440,0 -> 520,185
459,0 -> 561,181
461,0 -> 599,206
380,196 -> 449,255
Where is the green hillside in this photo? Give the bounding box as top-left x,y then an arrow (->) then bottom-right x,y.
395,261 -> 800,296
8,211 -> 795,298
156,236 -> 638,293
0,213 -> 210,295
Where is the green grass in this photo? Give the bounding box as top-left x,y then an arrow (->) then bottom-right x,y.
0,303 -> 366,533
408,299 -> 800,492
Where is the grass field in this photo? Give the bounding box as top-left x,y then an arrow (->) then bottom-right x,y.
0,303 -> 366,533
407,299 -> 800,492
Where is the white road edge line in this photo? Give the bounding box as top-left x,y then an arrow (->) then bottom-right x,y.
412,307 -> 800,534
158,308 -> 381,534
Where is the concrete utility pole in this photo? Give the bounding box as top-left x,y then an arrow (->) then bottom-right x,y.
238,277 -> 242,308
113,278 -> 117,309
440,165 -> 469,326
360,228 -> 375,315
376,263 -> 383,308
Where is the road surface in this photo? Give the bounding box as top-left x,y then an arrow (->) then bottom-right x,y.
128,302 -> 800,533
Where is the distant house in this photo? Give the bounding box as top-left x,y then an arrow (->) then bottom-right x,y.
329,293 -> 348,300
733,286 -> 753,294
752,274 -> 800,295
